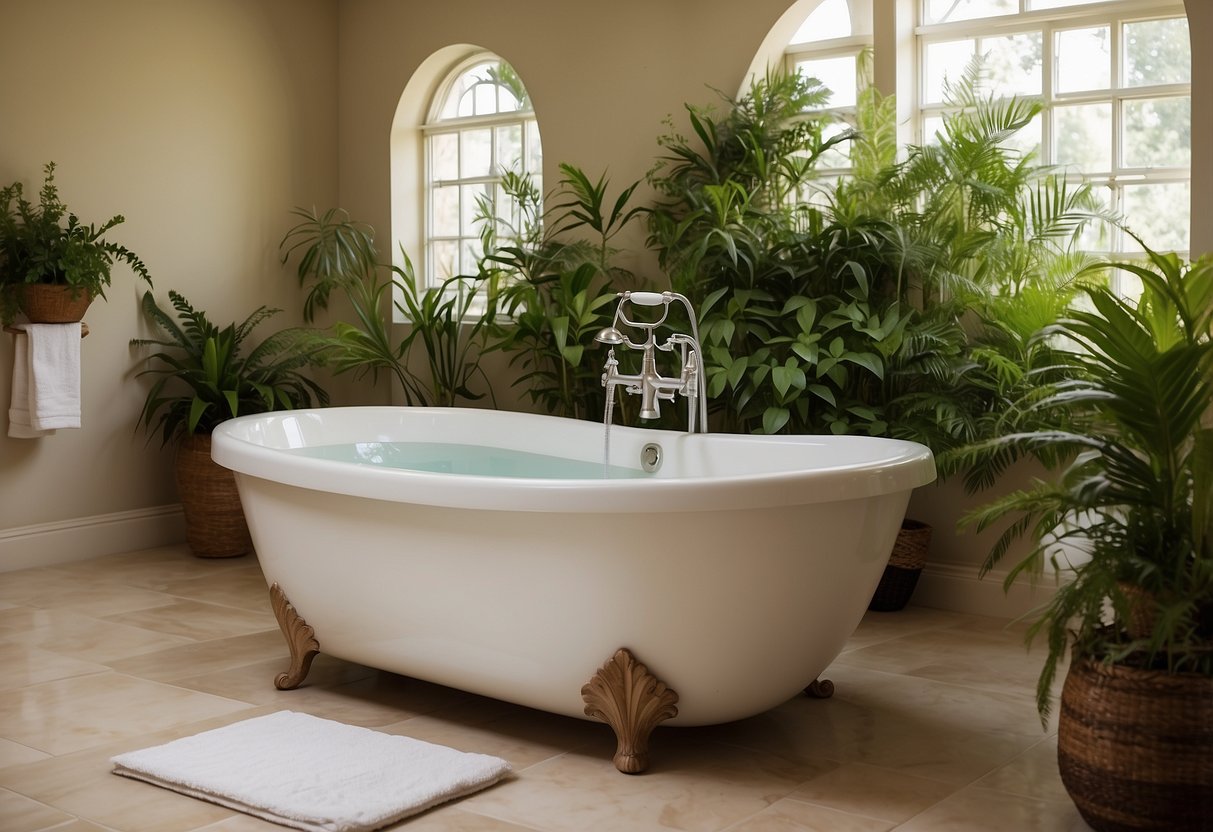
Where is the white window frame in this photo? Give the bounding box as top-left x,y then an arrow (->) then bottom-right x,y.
421,54 -> 541,305
914,0 -> 1191,271
786,36 -> 874,181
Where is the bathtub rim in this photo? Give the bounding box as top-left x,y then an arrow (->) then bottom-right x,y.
212,406 -> 936,514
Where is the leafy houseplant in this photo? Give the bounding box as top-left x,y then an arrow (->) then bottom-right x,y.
0,162 -> 151,324
646,68 -> 896,437
958,245 -> 1213,829
132,290 -> 328,557
279,207 -> 494,407
481,164 -> 647,422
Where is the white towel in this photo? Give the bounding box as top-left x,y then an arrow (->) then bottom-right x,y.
111,711 -> 512,832
25,322 -> 81,431
7,325 -> 54,438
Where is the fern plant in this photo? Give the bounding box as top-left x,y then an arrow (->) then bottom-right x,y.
132,290 -> 328,445
1,162 -> 152,324
955,244 -> 1213,718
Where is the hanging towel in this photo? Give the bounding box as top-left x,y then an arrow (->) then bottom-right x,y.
7,326 -> 55,438
25,322 -> 82,431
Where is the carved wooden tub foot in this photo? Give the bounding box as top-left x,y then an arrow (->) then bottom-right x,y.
269,583 -> 320,690
804,678 -> 834,698
581,648 -> 679,774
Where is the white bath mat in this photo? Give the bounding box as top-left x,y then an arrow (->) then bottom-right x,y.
111,711 -> 511,832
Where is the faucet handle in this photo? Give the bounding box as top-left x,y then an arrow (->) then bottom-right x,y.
626,291 -> 668,307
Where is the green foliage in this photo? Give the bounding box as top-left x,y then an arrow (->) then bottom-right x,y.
955,245 -> 1213,718
394,266 -> 495,407
278,207 -> 494,407
648,67 -> 901,436
278,207 -> 378,324
0,162 -> 152,324
480,165 -> 645,421
829,60 -> 1115,468
132,290 -> 328,445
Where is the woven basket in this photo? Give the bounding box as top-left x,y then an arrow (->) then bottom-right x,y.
868,518 -> 932,612
1116,582 -> 1158,641
1058,657 -> 1213,831
17,284 -> 93,323
175,433 -> 252,558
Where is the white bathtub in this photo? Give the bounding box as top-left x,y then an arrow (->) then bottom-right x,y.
212,406 -> 935,768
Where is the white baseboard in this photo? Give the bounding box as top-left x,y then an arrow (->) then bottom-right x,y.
0,505 -> 186,572
913,561 -> 1061,621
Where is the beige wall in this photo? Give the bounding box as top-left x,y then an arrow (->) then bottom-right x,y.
336,0 -> 799,285
0,0 -> 337,562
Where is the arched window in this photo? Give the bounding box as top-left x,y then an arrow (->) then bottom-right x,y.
422,54 -> 541,291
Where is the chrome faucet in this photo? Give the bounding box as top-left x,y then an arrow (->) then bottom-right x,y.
595,291 -> 708,433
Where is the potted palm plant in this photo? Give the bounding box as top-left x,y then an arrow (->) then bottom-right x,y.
959,244 -> 1213,830
132,290 -> 328,558
1,162 -> 151,325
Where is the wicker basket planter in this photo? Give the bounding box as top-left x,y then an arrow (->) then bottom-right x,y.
1058,656 -> 1213,831
868,518 -> 932,612
16,284 -> 93,323
175,433 -> 252,558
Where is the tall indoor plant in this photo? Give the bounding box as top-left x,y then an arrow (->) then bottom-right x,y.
1,162 -> 151,324
959,245 -> 1213,830
279,207 -> 494,407
132,290 -> 328,557
480,164 -> 646,422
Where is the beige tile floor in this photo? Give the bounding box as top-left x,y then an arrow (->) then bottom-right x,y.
0,545 -> 1092,832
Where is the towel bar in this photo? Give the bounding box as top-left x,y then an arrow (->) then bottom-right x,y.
4,323 -> 89,338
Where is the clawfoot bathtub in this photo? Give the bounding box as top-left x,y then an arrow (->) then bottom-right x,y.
211,406 -> 935,772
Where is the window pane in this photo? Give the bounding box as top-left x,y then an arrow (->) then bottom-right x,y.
460,128 -> 492,178
1123,18 -> 1191,87
1002,112 -> 1041,159
432,186 -> 459,237
924,39 -> 975,104
816,119 -> 852,169
1122,97 -> 1190,169
1056,26 -> 1110,93
473,81 -> 496,116
925,0 -> 1014,25
461,183 -> 489,236
440,72 -> 473,119
981,32 -> 1043,97
496,124 -> 522,173
1054,103 -> 1112,171
795,55 -> 856,108
431,240 -> 459,281
526,120 -> 543,174
922,115 -> 944,145
1120,182 -> 1190,252
430,133 -> 458,181
1076,184 -> 1114,252
790,0 -> 852,43
496,183 -> 519,232
460,241 -> 481,276
497,86 -> 521,114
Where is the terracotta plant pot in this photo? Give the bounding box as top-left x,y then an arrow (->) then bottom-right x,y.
1058,656 -> 1213,831
17,284 -> 93,323
175,433 -> 252,558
